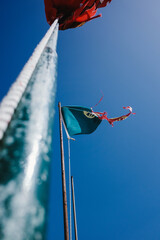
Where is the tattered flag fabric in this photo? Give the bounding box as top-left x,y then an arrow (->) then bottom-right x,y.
92,106 -> 135,126
61,106 -> 135,136
61,106 -> 102,136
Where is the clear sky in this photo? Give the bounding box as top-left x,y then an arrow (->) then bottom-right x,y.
1,0 -> 160,239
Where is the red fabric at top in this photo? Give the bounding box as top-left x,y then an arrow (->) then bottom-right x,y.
44,0 -> 112,30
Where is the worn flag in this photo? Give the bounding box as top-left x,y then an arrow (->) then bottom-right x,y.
61,106 -> 135,136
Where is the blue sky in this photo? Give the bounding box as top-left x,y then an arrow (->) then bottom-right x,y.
1,0 -> 160,239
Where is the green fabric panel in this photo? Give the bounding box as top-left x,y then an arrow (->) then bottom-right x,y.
61,106 -> 102,136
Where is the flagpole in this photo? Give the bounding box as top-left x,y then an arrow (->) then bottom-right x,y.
58,102 -> 69,240
0,20 -> 58,239
71,176 -> 78,240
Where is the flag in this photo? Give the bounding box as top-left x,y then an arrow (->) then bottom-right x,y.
61,105 -> 135,136
61,106 -> 102,136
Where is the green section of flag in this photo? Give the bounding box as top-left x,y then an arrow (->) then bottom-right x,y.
61,106 -> 102,136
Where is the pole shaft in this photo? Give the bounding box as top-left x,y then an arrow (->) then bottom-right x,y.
71,176 -> 78,240
58,102 -> 69,240
0,21 -> 58,240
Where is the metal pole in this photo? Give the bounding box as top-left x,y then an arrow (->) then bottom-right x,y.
0,20 -> 58,240
58,102 -> 69,240
71,176 -> 78,240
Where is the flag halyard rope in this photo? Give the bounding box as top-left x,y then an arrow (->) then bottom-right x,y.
68,138 -> 72,240
62,112 -> 74,240
62,112 -> 75,141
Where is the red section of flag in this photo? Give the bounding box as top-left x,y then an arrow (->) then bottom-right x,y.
92,106 -> 135,127
44,0 -> 112,30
